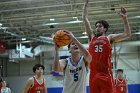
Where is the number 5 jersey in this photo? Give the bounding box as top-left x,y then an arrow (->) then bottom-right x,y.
62,56 -> 88,93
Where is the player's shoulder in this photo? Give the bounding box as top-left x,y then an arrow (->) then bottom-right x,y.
107,34 -> 114,41
60,58 -> 67,62
124,78 -> 128,82
27,77 -> 34,84
29,76 -> 34,80
59,59 -> 68,65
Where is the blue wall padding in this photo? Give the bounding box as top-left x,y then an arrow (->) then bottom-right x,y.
47,84 -> 140,93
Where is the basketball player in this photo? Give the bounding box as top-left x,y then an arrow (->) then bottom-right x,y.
115,69 -> 128,93
23,64 -> 48,93
83,0 -> 131,93
1,80 -> 11,93
53,31 -> 92,93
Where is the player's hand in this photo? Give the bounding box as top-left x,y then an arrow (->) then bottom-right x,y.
64,30 -> 75,39
83,0 -> 89,7
85,0 -> 89,4
52,34 -> 60,51
118,7 -> 127,18
54,41 -> 60,51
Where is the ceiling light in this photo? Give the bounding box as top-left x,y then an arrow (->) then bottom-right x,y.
22,38 -> 26,41
50,18 -> 55,21
131,16 -> 140,19
0,23 -> 2,27
44,23 -> 59,26
133,32 -> 140,35
82,32 -> 87,35
77,36 -> 88,38
21,41 -> 32,43
73,17 -> 78,19
66,20 -> 82,24
135,16 -> 140,18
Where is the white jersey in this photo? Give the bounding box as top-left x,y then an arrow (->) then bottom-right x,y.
1,87 -> 10,93
62,56 -> 88,93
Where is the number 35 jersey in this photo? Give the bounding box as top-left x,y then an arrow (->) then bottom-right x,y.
62,56 -> 88,93
89,35 -> 112,74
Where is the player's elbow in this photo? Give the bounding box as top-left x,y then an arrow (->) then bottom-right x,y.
123,31 -> 131,39
53,66 -> 61,72
127,32 -> 132,37
86,54 -> 92,64
89,55 -> 92,63
126,33 -> 131,39
125,29 -> 132,38
53,67 -> 59,72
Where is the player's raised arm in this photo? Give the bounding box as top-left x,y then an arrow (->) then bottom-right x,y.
44,80 -> 48,93
126,80 -> 128,93
64,31 -> 92,65
108,7 -> 131,42
53,42 -> 67,72
22,78 -> 33,93
83,0 -> 93,42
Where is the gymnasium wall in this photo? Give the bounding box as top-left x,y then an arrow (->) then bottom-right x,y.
4,70 -> 140,93
2,41 -> 140,93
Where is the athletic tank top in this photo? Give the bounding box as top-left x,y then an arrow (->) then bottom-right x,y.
115,78 -> 127,93
27,76 -> 45,93
62,56 -> 88,93
89,35 -> 112,74
1,87 -> 10,93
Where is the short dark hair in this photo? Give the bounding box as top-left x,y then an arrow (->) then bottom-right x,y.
117,69 -> 123,73
95,20 -> 109,32
33,64 -> 45,73
0,77 -> 3,82
67,41 -> 73,49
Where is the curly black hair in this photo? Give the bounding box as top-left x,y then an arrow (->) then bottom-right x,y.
117,69 -> 123,73
95,20 -> 109,33
33,64 -> 45,73
0,77 -> 2,82
67,41 -> 74,49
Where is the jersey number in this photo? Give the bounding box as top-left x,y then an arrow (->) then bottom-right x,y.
121,87 -> 123,91
74,73 -> 78,82
95,45 -> 103,52
37,91 -> 40,93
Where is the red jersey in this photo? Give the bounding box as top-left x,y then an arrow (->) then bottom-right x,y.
115,78 -> 127,93
89,35 -> 112,74
28,76 -> 45,93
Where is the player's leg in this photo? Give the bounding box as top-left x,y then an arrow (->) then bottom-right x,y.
99,76 -> 114,93
89,78 -> 100,93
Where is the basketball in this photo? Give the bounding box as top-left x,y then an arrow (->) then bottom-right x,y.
53,30 -> 72,47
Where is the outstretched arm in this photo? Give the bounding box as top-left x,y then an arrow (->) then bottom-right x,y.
44,80 -> 48,93
22,78 -> 33,93
9,88 -> 11,93
65,31 -> 92,65
108,7 -> 131,42
83,0 -> 93,42
126,80 -> 128,93
53,42 -> 67,72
